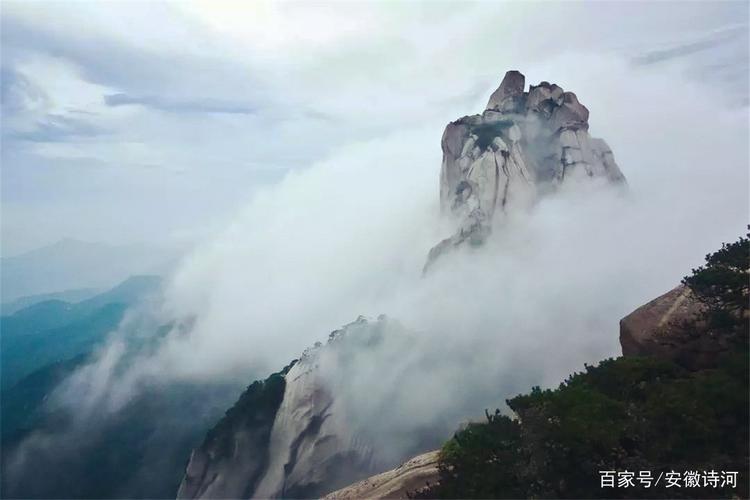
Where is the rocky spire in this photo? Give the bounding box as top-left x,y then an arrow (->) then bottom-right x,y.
426,70 -> 626,271
486,70 -> 525,110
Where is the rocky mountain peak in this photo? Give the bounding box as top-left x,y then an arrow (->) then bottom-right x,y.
427,70 -> 625,270
486,70 -> 525,110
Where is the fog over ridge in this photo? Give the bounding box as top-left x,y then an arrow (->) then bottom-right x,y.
51,54 -> 750,411
5,50 -> 748,494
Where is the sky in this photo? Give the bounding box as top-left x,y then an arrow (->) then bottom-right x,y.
1,1 -> 748,256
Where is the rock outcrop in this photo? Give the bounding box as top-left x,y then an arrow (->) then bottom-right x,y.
619,284 -> 735,370
178,316 -> 427,499
323,450 -> 439,500
250,329 -> 377,499
428,70 -> 625,269
177,363 -> 293,499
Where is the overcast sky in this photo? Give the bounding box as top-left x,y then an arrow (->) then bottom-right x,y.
1,1 -> 748,256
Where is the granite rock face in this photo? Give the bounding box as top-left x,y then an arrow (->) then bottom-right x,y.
323,450 -> 439,500
176,364 -> 293,499
486,69 -> 525,110
177,317 -> 418,499
250,330 -> 377,499
429,70 -> 625,269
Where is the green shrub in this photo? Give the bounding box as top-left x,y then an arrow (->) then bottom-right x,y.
421,232 -> 749,499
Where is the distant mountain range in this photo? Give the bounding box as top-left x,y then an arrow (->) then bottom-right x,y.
0,274 -> 244,500
1,275 -> 162,390
1,288 -> 102,315
1,238 -> 178,302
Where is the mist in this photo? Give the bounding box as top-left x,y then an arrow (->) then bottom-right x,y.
4,45 -> 748,495
156,53 -> 747,384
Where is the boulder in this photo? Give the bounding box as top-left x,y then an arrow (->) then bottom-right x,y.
619,284 -> 730,370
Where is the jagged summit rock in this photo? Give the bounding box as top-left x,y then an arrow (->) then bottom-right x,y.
427,70 -> 626,271
486,70 -> 525,111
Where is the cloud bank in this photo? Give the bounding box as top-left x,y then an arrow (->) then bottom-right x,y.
3,5 -> 748,495
2,1 -> 746,254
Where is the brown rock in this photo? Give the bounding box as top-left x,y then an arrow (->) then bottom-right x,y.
619,284 -> 728,370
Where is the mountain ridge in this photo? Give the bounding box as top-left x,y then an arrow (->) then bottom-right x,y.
1,238 -> 175,301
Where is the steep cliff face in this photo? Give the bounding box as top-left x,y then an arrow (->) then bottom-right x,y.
428,70 -> 625,268
177,363 -> 294,499
251,323 -> 378,499
178,317 -> 403,499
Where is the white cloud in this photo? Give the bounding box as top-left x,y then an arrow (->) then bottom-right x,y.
57,51 -> 748,401
2,1 -> 746,253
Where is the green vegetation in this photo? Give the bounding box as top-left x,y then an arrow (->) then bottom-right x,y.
421,232 -> 749,499
682,229 -> 749,341
202,360 -> 296,458
186,361 -> 296,497
429,355 -> 748,499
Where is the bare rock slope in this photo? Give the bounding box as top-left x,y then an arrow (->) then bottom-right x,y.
177,317 -> 400,499
323,450 -> 439,500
